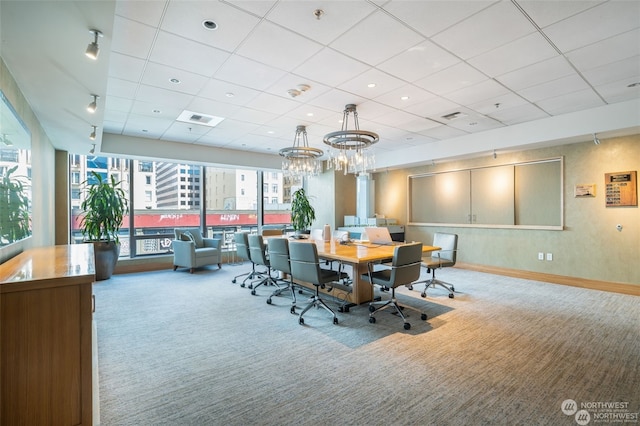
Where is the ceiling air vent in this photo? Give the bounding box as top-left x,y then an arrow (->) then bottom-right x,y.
441,111 -> 468,120
176,110 -> 225,128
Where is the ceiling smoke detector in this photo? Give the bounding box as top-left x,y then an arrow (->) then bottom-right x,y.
287,84 -> 311,98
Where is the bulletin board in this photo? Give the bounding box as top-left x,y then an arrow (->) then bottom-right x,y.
605,171 -> 637,207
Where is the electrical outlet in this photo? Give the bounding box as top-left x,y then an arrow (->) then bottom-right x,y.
538,252 -> 544,261
546,253 -> 553,261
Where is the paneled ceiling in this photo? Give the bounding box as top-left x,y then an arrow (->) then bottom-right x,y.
1,0 -> 639,170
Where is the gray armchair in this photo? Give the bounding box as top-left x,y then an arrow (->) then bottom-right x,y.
172,228 -> 222,273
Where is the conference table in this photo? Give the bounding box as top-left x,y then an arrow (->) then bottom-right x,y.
290,239 -> 440,308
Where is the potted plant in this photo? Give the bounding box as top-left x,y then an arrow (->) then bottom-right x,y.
290,188 -> 315,238
0,165 -> 31,245
79,171 -> 128,280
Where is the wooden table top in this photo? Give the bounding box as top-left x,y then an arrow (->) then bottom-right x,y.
289,239 -> 440,264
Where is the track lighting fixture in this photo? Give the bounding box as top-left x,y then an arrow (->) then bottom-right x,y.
89,125 -> 97,140
493,149 -> 497,159
85,29 -> 103,60
593,133 -> 601,145
87,95 -> 99,113
89,143 -> 96,154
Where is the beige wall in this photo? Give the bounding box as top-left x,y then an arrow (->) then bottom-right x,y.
372,135 -> 640,286
1,57 -> 56,263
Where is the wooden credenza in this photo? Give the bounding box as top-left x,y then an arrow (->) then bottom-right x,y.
0,244 -> 95,425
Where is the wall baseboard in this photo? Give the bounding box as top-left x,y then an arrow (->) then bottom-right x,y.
455,262 -> 640,296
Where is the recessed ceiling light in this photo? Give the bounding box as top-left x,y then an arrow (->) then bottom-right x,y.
469,122 -> 478,126
367,83 -> 376,88
400,96 -> 410,101
267,130 -> 275,134
306,112 -> 314,117
225,92 -> 235,98
202,20 -> 218,30
170,78 -> 180,84
153,109 -> 161,114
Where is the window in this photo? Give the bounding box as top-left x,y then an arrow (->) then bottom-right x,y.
71,171 -> 81,184
145,175 -> 151,185
263,183 -> 268,193
272,184 -> 278,193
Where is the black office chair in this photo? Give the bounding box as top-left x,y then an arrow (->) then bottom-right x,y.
361,242 -> 426,330
265,237 -> 298,306
247,234 -> 280,296
232,232 -> 263,287
288,241 -> 343,325
408,233 -> 458,299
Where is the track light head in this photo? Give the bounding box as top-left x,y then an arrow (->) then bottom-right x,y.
593,133 -> 601,145
89,143 -> 95,154
87,94 -> 99,113
85,29 -> 103,60
493,149 -> 497,159
89,125 -> 97,140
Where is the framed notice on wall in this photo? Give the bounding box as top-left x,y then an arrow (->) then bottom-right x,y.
605,171 -> 637,207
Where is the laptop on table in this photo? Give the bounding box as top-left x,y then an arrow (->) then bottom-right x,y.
364,227 -> 400,245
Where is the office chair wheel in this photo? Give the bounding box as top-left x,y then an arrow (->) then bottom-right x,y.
420,292 -> 427,298
404,322 -> 411,330
290,306 -> 296,314
240,283 -> 245,288
369,316 -> 376,324
407,285 -> 413,290
449,293 -> 454,299
232,278 -> 236,283
338,306 -> 344,312
368,305 -> 376,313
266,298 -> 272,304
248,284 -> 253,289
299,317 -> 304,325
333,317 -> 339,325
421,313 -> 427,321
451,286 -> 455,292
298,289 -> 304,294
251,290 -> 256,295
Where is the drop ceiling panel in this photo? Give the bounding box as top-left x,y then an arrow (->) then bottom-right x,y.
330,10 -> 424,66
338,68 -> 406,99
495,56 -> 575,91
292,48 -> 371,88
487,103 -> 549,126
536,89 -> 604,116
141,62 -> 209,95
244,92 -> 299,115
445,79 -> 510,106
306,89 -> 367,112
106,77 -> 139,99
582,56 -> 640,87
517,0 -> 603,28
519,75 -> 592,103
198,79 -> 261,106
414,62 -> 488,95
111,16 -> 156,59
135,85 -> 194,110
161,1 -> 261,53
228,107 -> 279,126
468,92 -> 530,116
543,1 -> 640,52
223,0 -> 277,18
383,0 -> 496,38
149,31 -> 230,77
107,53 -> 146,83
405,96 -> 462,119
235,21 -> 324,71
431,1 -> 535,60
185,97 -> 240,119
374,84 -> 436,109
266,1 -> 377,45
213,56 -> 287,91
566,29 -> 640,73
468,33 -> 559,77
377,40 -> 461,83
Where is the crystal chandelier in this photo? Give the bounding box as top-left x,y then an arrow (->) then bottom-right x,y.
279,125 -> 324,179
323,104 -> 379,175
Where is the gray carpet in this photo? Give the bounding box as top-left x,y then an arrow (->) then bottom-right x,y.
94,264 -> 640,425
